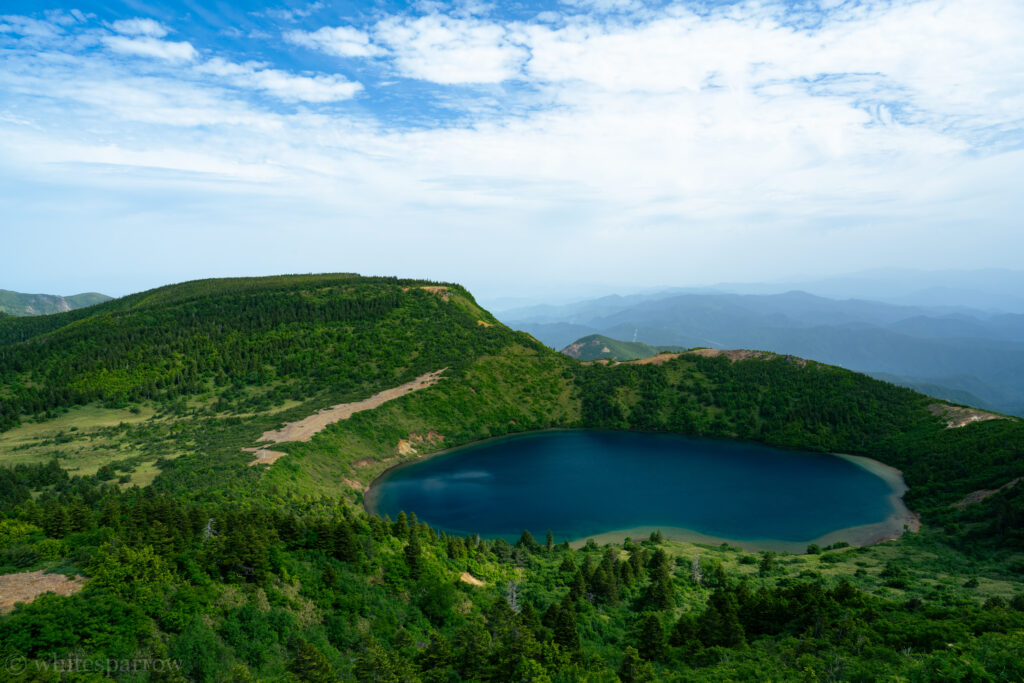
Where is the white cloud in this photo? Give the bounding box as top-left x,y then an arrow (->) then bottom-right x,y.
375,15 -> 527,84
285,25 -> 384,58
198,58 -> 362,102
261,2 -> 325,22
0,15 -> 65,38
102,35 -> 198,62
559,0 -> 643,14
2,2 -> 1024,289
110,18 -> 169,38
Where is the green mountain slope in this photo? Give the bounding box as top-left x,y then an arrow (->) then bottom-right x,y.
1,274 -> 1023,681
0,289 -> 110,316
561,333 -> 684,361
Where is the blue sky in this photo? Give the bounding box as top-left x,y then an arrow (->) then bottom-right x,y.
1,0 -> 1022,300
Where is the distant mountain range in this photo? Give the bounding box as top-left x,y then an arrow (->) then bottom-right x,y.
0,289 -> 111,316
503,290 -> 1024,417
709,268 -> 1024,314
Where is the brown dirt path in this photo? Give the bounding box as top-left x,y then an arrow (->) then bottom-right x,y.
928,403 -> 1008,429
246,368 -> 447,465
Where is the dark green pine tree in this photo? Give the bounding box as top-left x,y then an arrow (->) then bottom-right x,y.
637,614 -> 665,661
519,600 -> 541,635
404,530 -> 422,579
392,511 -> 409,539
546,529 -> 555,552
629,547 -> 647,580
333,521 -> 359,562
454,624 -> 492,680
758,551 -> 776,577
591,562 -> 619,603
569,569 -> 587,601
516,529 -> 541,553
618,558 -> 635,587
642,548 -> 675,609
642,574 -> 675,610
291,639 -> 335,683
699,591 -> 746,647
312,519 -> 334,553
618,646 -> 655,683
417,631 -> 454,679
355,638 -> 399,683
669,614 -> 699,647
321,563 -> 339,588
553,595 -> 582,659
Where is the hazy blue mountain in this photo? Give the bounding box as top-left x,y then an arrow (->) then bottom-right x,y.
505,290 -> 1024,416
715,268 -> 1024,313
0,289 -> 111,316
866,373 -> 997,411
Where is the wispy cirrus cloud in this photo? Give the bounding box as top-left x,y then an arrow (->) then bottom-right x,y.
285,25 -> 384,57
198,57 -> 362,102
109,17 -> 168,37
375,15 -> 528,84
101,34 -> 198,62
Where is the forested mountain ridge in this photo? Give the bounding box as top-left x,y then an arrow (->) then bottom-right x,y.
1,274 -> 1023,681
504,289 -> 1024,417
0,289 -> 110,317
560,334 -> 684,362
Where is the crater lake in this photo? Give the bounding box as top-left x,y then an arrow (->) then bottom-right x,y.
365,430 -> 914,551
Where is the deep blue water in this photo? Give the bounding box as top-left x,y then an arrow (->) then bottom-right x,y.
367,430 -> 896,544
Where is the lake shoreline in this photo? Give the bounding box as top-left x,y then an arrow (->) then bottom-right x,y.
363,429 -> 919,553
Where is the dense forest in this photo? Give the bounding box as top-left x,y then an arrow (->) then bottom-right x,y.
1,274 -> 1022,681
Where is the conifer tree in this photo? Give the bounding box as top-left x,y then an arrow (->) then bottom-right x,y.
291,639 -> 335,683
637,614 -> 665,661
404,530 -> 422,578
392,511 -> 409,539
553,595 -> 582,658
617,646 -> 655,683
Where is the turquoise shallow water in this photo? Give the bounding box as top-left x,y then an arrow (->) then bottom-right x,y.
367,430 -> 899,546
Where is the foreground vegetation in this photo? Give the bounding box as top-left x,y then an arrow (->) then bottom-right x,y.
1,274 -> 1023,681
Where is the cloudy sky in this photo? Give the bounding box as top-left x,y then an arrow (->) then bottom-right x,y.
1,0 -> 1022,300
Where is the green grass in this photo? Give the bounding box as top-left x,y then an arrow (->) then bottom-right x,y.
646,530 -> 1023,607
0,404 -> 158,475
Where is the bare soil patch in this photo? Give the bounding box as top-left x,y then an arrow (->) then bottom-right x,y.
928,403 -> 1008,429
245,369 -> 446,465
243,447 -> 289,466
477,320 -> 492,327
685,348 -> 807,366
0,570 -> 85,613
562,341 -> 586,358
953,477 -> 1021,509
395,429 -> 446,457
342,477 -> 368,493
420,286 -> 451,302
256,369 -> 447,445
626,352 -> 681,366
459,572 -> 484,587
